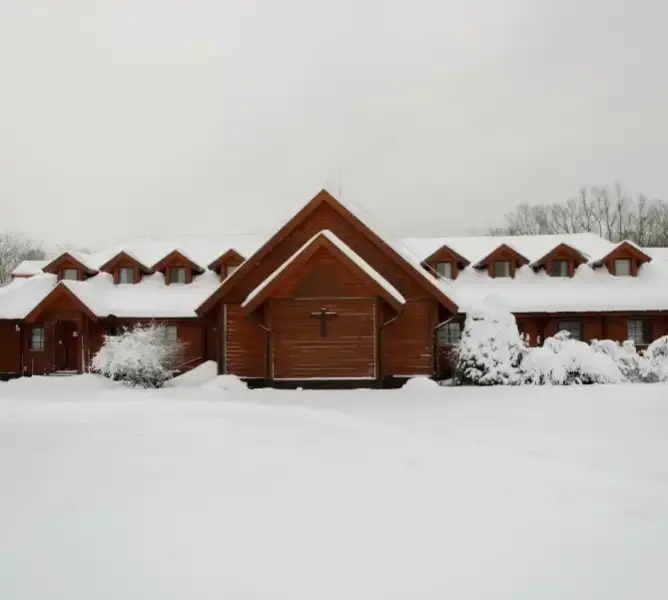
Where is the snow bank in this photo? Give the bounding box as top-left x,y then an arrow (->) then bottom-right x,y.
164,361 -> 218,388
402,376 -> 440,392
203,374 -> 249,392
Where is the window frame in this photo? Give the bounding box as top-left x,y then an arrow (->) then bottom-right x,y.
627,319 -> 651,346
493,260 -> 512,278
30,326 -> 45,351
164,325 -> 178,344
61,268 -> 79,281
437,321 -> 462,346
169,267 -> 187,284
118,267 -> 135,284
614,258 -> 633,276
550,260 -> 570,277
435,261 -> 454,279
558,320 -> 582,341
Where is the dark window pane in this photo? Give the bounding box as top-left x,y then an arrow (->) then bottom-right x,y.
493,261 -> 512,278
615,258 -> 632,276
550,260 -> 570,277
435,262 -> 453,279
558,321 -> 581,340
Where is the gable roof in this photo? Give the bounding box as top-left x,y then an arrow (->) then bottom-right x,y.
25,282 -> 99,323
473,243 -> 530,268
421,245 -> 471,267
530,243 -> 588,269
208,248 -> 246,273
591,240 -> 652,267
242,230 -> 406,314
98,251 -> 153,274
42,252 -> 98,276
151,249 -> 205,274
197,189 -> 459,316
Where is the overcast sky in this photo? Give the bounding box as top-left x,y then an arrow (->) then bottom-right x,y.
1,0 -> 667,249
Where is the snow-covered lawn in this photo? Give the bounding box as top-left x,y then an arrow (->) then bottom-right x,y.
1,376 -> 667,599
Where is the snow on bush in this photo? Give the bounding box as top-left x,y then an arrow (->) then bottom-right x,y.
643,335 -> 668,382
91,323 -> 185,388
523,331 -> 624,385
455,296 -> 526,386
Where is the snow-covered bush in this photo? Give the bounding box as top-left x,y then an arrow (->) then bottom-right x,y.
523,331 -> 624,385
455,296 -> 526,386
590,339 -> 654,382
91,324 -> 185,388
642,335 -> 668,382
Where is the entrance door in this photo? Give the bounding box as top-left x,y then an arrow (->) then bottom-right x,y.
55,321 -> 79,371
271,299 -> 376,380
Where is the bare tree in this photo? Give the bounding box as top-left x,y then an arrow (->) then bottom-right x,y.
491,184 -> 668,246
0,233 -> 47,284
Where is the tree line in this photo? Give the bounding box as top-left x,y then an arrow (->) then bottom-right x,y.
0,234 -> 46,284
490,184 -> 668,247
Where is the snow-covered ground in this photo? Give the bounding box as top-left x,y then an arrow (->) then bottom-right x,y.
1,375 -> 667,599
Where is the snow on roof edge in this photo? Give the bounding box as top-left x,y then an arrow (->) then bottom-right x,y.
242,230 -> 406,309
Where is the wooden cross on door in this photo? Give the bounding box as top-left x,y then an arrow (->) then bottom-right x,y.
310,307 -> 338,336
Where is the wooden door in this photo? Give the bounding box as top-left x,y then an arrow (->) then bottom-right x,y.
270,299 -> 376,380
55,321 -> 78,371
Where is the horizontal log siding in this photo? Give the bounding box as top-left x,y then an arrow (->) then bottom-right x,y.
270,298 -> 376,380
382,300 -> 437,376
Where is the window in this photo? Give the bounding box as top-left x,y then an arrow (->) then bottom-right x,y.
437,322 -> 462,346
627,319 -> 651,345
118,267 -> 135,284
435,262 -> 453,279
558,320 -> 582,340
162,325 -> 178,344
30,327 -> 45,351
493,261 -> 512,278
615,258 -> 632,276
226,264 -> 239,278
550,260 -> 570,277
61,268 -> 78,281
169,267 -> 187,284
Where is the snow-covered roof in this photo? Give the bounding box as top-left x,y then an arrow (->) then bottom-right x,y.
444,261 -> 668,314
11,260 -> 48,277
401,233 -> 616,266
242,230 -> 406,309
0,274 -> 58,319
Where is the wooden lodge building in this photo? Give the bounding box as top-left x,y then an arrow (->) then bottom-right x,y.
1,189 -> 668,386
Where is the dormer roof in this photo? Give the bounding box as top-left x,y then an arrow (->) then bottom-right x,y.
151,250 -> 205,274
590,240 -> 652,267
99,251 -> 153,275
207,249 -> 246,274
473,243 -> 530,269
42,252 -> 98,276
531,243 -> 588,270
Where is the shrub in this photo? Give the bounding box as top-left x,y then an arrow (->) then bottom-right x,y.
523,331 -> 624,385
643,335 -> 668,382
91,323 -> 185,388
455,296 -> 526,386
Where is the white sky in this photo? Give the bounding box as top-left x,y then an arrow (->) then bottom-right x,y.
1,0 -> 667,248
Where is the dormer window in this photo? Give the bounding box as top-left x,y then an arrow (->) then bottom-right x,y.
493,261 -> 512,278
169,267 -> 187,284
118,267 -> 135,284
615,258 -> 632,276
226,264 -> 239,277
62,268 -> 78,281
550,260 -> 570,277
435,262 -> 453,279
